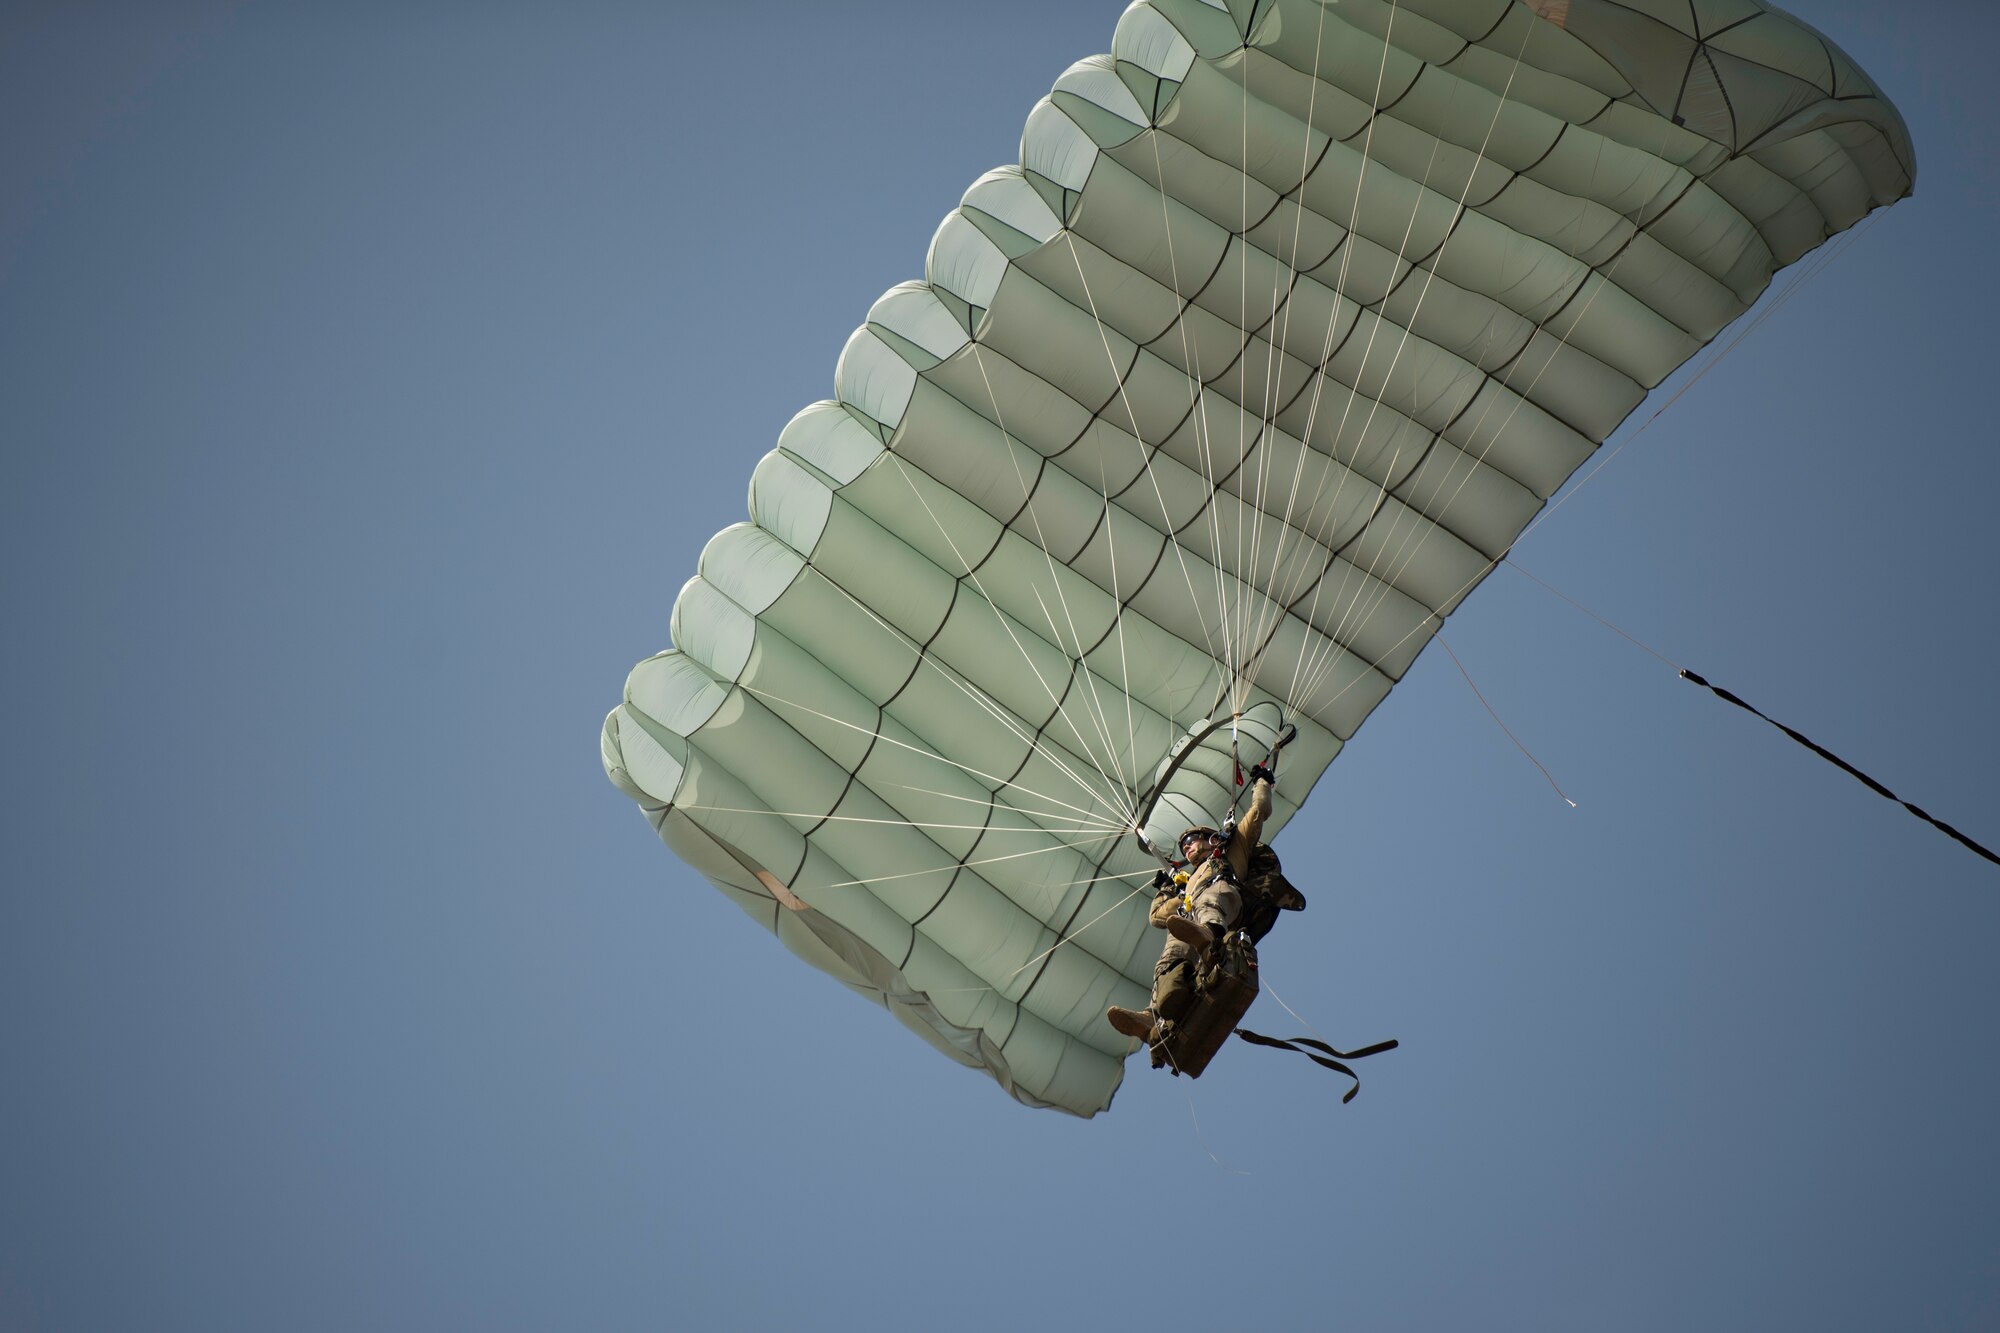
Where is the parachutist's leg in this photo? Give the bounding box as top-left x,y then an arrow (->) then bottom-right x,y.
1166,881 -> 1242,949
1152,937 -> 1197,1024
1105,936 -> 1200,1042
1195,881 -> 1241,935
1165,914 -> 1218,949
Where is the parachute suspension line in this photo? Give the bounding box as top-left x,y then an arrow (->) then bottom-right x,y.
1287,74 -> 1667,718
1054,228 -> 1247,737
817,828 -> 1128,891
735,682 -> 1129,832
1339,121 -> 1666,629
1148,0 -> 1408,726
1029,578 -> 1138,803
1497,562 -> 2000,868
967,344 -> 1198,783
1302,123 -> 1622,682
1096,450 -> 1143,802
885,782 -> 1134,834
1001,876 -> 1157,982
1177,1058 -> 1252,1176
1144,127 -> 1234,720
1513,212 -> 1884,550
1271,110 -> 1460,698
1502,558 -> 1679,668
883,453 -> 1139,813
1298,116 -> 1862,724
844,452 -> 1128,816
963,344 -> 1135,749
1282,14 -> 1541,711
898,442 -> 1141,813
1050,231 -> 1218,798
1260,0 -> 1431,676
891,864 -> 1164,998
1239,0 -> 1339,724
1198,0 -> 1418,707
669,803 -> 1128,839
1292,133 -> 1662,713
1229,41 -> 1250,713
1434,633 -> 1576,807
766,574 -> 1134,824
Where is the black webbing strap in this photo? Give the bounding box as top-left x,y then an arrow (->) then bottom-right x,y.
1233,1030 -> 1400,1103
1679,669 -> 1999,868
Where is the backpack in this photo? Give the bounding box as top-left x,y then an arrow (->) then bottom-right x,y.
1237,843 -> 1307,942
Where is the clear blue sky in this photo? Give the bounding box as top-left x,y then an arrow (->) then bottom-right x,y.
4,3 -> 1995,1330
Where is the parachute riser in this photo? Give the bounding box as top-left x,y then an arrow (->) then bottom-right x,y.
1130,712 -> 1298,869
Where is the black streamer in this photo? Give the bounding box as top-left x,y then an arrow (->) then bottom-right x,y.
1680,669 -> 1998,868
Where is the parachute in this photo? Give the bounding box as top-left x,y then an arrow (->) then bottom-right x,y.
601,0 -> 1913,1116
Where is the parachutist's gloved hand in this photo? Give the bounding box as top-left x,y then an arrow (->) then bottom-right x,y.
1249,763 -> 1275,786
1152,869 -> 1171,890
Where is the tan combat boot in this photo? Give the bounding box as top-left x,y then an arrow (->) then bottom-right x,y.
1166,915 -> 1219,949
1106,1006 -> 1158,1041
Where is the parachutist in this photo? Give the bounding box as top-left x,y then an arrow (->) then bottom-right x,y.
1107,767 -> 1299,1049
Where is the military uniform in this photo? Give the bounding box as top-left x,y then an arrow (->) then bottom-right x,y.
1109,775 -> 1273,1040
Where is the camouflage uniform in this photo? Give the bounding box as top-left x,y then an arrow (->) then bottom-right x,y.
1135,775 -> 1272,1027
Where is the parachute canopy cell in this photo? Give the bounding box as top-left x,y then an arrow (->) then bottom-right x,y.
601,0 -> 1912,1117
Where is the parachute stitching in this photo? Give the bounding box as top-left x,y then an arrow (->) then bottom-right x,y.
1276,12 -> 1588,709
1667,31 -> 1703,128
789,709 -> 886,844
1059,227 -> 1248,729
885,452 -> 1138,814
674,805 -> 1125,837
1293,126 -> 1830,720
1240,0 -> 1329,723
1281,42 -> 1521,705
876,400 -> 1216,972
1291,108 -> 1643,708
734,681 -> 1112,864
975,263 -> 1230,687
797,570 -> 1130,822
1144,120 -> 1248,728
886,781 -> 1134,835
741,672 -> 1147,994
969,346 -> 1177,793
1512,212 -> 1878,546
1508,120 -> 1573,187
1289,102 -> 1637,665
1232,0 -> 1369,713
1237,0 -> 1408,706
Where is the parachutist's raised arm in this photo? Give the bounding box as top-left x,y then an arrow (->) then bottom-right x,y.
1235,773 -> 1273,860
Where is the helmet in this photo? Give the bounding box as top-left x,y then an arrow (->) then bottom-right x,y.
1176,825 -> 1217,858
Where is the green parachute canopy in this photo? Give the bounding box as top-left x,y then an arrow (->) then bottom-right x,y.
602,0 -> 1913,1117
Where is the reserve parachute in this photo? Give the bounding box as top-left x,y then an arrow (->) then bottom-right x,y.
602,0 -> 1913,1116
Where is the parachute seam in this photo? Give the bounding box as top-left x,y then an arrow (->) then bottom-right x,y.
792,709 -> 887,846
756,592 -> 1141,1013
817,442 -> 1168,1001
1073,121 -> 1658,481
988,263 -> 1518,613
